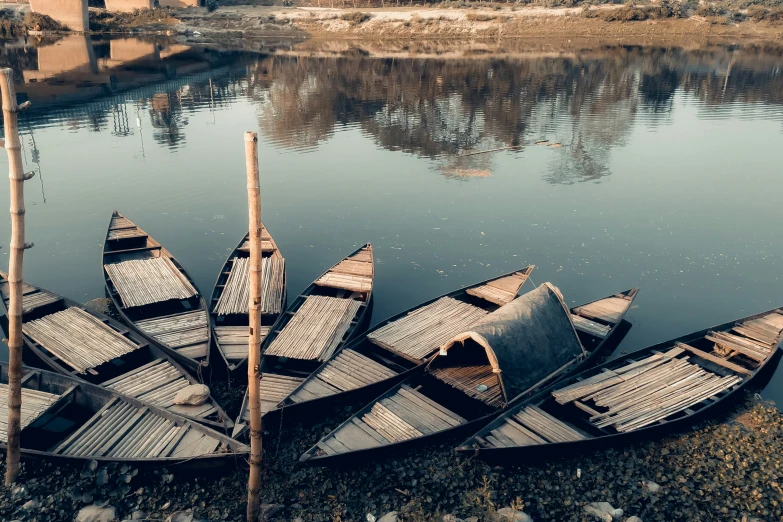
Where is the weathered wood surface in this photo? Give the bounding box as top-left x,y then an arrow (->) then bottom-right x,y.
368,297 -> 487,361
107,215 -> 147,240
570,314 -> 611,338
240,373 -> 304,422
316,385 -> 466,455
289,349 -> 398,403
106,257 -> 197,308
213,257 -> 284,316
135,310 -> 209,359
264,296 -> 362,362
23,307 -> 140,374
572,297 -> 631,324
0,281 -> 60,314
0,384 -> 60,442
215,326 -> 270,361
315,247 -> 373,293
53,400 -> 222,458
465,270 -> 532,306
552,351 -> 741,432
429,365 -> 503,407
103,359 -> 216,419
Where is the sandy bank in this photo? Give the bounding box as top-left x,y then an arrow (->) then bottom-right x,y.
173,4 -> 783,42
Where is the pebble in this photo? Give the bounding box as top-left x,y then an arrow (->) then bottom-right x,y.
21,499 -> 38,510
378,511 -> 398,522
166,510 -> 194,522
641,480 -> 661,494
625,517 -> 643,522
495,507 -> 532,522
75,505 -> 117,522
258,503 -> 284,521
584,502 -> 622,521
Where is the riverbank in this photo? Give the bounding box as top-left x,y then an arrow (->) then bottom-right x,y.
171,4 -> 783,42
1,393 -> 781,521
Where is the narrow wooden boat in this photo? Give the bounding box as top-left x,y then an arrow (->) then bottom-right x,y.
277,266 -> 536,414
0,362 -> 248,468
232,244 -> 374,438
0,272 -> 232,430
102,212 -> 210,373
457,307 -> 783,463
300,283 -> 638,463
209,226 -> 286,375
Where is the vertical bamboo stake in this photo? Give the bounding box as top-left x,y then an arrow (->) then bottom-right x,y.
0,67 -> 33,485
245,131 -> 263,521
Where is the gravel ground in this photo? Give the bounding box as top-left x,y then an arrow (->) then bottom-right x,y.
0,390 -> 781,521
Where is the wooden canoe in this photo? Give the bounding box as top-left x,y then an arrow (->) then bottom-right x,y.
278,266 -> 536,415
102,211 -> 210,373
457,306 -> 783,463
0,272 -> 232,430
0,362 -> 247,468
299,284 -> 638,463
232,244 -> 374,438
209,225 -> 286,375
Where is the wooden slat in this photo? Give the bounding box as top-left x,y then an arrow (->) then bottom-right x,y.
264,296 -> 362,362
213,257 -> 284,316
368,297 -> 487,361
23,307 -> 141,373
0,384 -> 61,442
465,270 -> 531,306
675,342 -> 752,375
572,297 -> 630,324
105,257 -> 197,308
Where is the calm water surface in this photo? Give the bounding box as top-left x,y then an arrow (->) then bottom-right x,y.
1,36 -> 783,402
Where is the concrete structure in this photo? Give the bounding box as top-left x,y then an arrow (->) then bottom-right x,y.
29,0 -> 88,32
104,0 -> 152,12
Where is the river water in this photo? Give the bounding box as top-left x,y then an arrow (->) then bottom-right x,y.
0,35 -> 782,403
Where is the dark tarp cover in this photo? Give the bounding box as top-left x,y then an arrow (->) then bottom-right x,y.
429,283 -> 584,403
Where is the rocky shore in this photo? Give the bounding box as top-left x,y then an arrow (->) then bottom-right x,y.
1,391 -> 780,521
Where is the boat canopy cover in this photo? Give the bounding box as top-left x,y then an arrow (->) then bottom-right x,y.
429,283 -> 584,401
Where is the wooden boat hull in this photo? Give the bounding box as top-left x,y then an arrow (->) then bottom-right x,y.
299,287 -> 638,464
457,307 -> 783,464
209,227 -> 287,377
102,212 -> 211,373
0,274 -> 233,429
232,244 -> 374,439
0,361 -> 248,470
277,267 -> 539,419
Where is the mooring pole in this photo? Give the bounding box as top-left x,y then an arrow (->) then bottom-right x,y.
0,67 -> 33,485
245,131 -> 263,521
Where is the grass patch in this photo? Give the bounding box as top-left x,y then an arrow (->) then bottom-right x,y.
340,11 -> 371,24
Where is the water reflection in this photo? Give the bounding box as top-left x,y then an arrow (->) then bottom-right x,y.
2,38 -> 781,178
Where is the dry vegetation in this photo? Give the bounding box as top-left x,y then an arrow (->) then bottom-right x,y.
89,8 -> 178,32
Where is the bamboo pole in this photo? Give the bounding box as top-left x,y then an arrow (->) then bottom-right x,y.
245,131 -> 263,521
1,67 -> 33,485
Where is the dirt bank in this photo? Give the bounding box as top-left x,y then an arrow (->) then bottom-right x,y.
172,4 -> 783,42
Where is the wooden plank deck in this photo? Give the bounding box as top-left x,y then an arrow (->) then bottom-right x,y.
213,257 -> 285,316
136,310 -> 209,359
571,314 -> 611,338
289,349 -> 398,403
103,359 -> 216,419
240,373 -> 304,422
105,257 -> 198,308
215,326 -> 270,361
1,281 -> 61,314
368,297 -> 487,361
465,270 -> 531,306
23,307 -> 140,374
316,385 -> 466,455
315,247 -> 373,293
429,365 -> 503,407
482,405 -> 588,448
264,296 -> 362,362
0,384 -> 60,442
572,297 -> 631,324
53,400 -> 222,459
